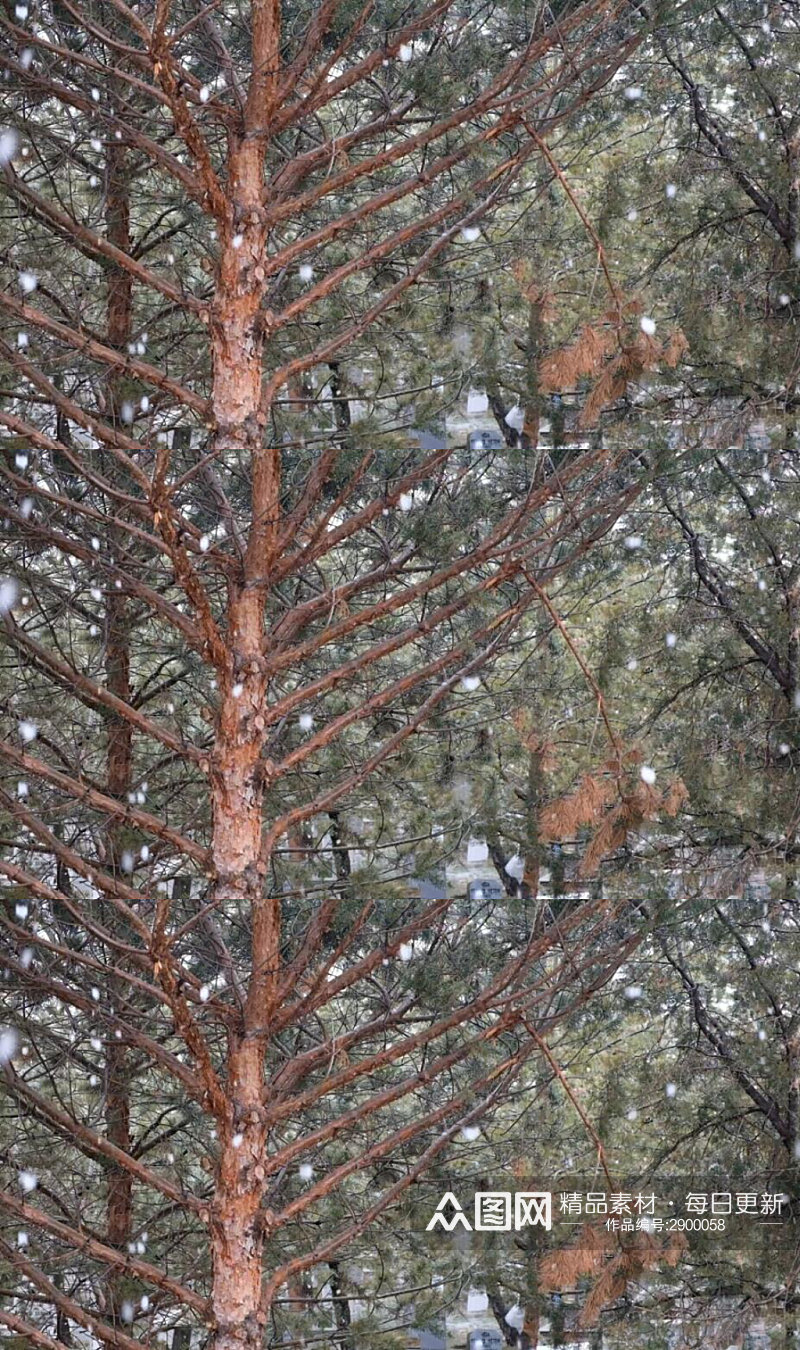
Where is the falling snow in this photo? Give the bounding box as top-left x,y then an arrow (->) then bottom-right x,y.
0,128 -> 19,164
0,1028 -> 19,1063
0,578 -> 19,612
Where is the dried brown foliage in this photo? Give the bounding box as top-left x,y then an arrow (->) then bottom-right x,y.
510,259 -> 559,320
539,308 -> 688,426
539,320 -> 618,392
539,759 -> 688,876
540,1224 -> 687,1326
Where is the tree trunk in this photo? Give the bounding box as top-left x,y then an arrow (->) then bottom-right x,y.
208,140 -> 272,906
210,1042 -> 268,1350
208,133 -> 276,1348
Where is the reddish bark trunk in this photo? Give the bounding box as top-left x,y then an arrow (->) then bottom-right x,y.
208,137 -> 277,905
208,128 -> 277,1342
206,3 -> 288,1336
210,589 -> 268,902
210,1041 -> 268,1350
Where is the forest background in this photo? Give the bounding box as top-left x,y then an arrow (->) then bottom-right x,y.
1,0 -> 799,1347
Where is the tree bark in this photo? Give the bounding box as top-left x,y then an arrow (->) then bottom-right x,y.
208,140 -> 272,906
210,1041 -> 268,1350
208,106 -> 278,1344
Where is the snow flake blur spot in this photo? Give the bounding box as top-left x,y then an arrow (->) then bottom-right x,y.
505,854 -> 524,881
624,86 -> 643,100
18,720 -> 37,743
460,225 -> 480,242
18,1170 -> 37,1193
640,316 -> 656,336
18,271 -> 37,293
298,263 -> 314,282
460,1125 -> 480,1141
624,985 -> 643,1000
624,535 -> 643,550
0,577 -> 19,613
298,713 -> 314,731
0,128 -> 19,164
0,1028 -> 19,1063
398,43 -> 413,61
398,942 -> 413,962
666,1082 -> 677,1097
640,765 -> 656,785
298,1163 -> 314,1180
460,675 -> 480,691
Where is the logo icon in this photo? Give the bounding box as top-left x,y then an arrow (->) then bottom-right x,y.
426,1192 -> 472,1231
426,1190 -> 552,1232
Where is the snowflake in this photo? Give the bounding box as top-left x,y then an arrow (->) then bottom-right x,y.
0,578 -> 19,612
0,1028 -> 19,1063
0,128 -> 19,164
